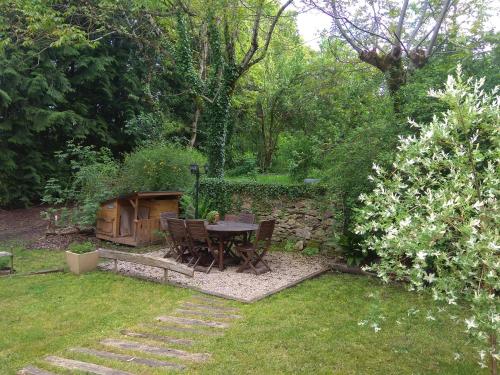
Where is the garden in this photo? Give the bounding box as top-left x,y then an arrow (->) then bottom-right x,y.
0,0 -> 498,374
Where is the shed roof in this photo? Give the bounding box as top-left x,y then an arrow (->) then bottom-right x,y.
101,191 -> 182,204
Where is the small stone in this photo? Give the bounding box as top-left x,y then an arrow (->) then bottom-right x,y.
294,240 -> 304,251
295,228 -> 311,240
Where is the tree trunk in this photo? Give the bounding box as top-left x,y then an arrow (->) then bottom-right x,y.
189,101 -> 201,147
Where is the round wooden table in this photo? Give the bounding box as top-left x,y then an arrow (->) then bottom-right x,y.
206,221 -> 258,271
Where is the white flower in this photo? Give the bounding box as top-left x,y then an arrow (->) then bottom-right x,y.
465,317 -> 478,331
416,251 -> 427,261
357,320 -> 367,326
426,313 -> 436,321
399,217 -> 411,228
424,273 -> 436,283
453,353 -> 461,361
371,323 -> 381,333
488,242 -> 499,250
472,201 -> 484,210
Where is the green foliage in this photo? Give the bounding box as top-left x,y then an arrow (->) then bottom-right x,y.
42,141 -> 204,226
67,241 -> 95,254
355,69 -> 499,368
0,257 -> 9,269
120,142 -> 205,193
226,152 -> 258,177
302,246 -> 319,256
199,178 -> 326,215
205,210 -> 220,224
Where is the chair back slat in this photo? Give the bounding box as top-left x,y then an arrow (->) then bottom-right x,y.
185,220 -> 210,243
255,219 -> 275,247
238,212 -> 256,224
160,212 -> 178,230
167,218 -> 187,244
224,214 -> 238,222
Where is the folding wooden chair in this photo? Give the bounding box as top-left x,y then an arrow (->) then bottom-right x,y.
185,220 -> 220,273
224,214 -> 239,222
238,212 -> 255,224
235,219 -> 275,274
160,212 -> 178,257
166,218 -> 194,265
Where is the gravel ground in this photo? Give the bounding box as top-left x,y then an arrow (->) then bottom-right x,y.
99,251 -> 334,302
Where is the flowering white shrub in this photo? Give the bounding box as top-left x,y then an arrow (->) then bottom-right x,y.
355,67 -> 499,372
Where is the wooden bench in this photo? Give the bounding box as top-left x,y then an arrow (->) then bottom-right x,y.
0,251 -> 14,274
97,248 -> 194,283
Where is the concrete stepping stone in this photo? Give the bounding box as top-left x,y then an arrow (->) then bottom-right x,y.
157,316 -> 229,329
141,323 -> 223,336
70,347 -> 185,370
176,308 -> 241,320
17,366 -> 55,375
182,302 -> 240,313
45,356 -> 133,375
120,330 -> 194,346
101,339 -> 210,362
189,296 -> 228,305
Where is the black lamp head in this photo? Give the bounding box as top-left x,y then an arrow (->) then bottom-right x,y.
190,163 -> 199,174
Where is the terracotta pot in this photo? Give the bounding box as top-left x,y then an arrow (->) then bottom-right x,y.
65,250 -> 99,275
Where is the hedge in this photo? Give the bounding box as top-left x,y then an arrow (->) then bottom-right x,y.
199,178 -> 327,215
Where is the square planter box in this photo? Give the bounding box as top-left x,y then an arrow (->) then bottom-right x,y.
65,250 -> 99,275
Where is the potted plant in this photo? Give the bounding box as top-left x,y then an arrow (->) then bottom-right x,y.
65,241 -> 99,275
206,210 -> 220,224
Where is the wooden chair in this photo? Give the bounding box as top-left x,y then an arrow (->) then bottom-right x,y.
224,214 -> 239,222
166,218 -> 193,265
160,212 -> 178,257
185,220 -> 220,273
235,219 -> 275,274
238,212 -> 255,224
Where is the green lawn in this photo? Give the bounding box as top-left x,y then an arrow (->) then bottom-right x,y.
0,245 -> 485,374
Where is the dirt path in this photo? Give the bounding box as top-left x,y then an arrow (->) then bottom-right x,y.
0,207 -> 47,242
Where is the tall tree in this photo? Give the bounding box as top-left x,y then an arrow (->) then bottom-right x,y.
176,0 -> 293,177
306,0 -> 484,109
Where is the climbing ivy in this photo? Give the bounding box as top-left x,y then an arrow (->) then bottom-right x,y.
199,178 -> 326,214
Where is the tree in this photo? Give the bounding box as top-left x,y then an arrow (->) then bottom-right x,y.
306,0 -> 484,108
355,69 -> 499,374
175,0 -> 293,177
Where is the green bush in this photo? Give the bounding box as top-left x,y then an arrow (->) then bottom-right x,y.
302,246 -> 319,256
67,241 -> 95,254
0,257 -> 10,269
120,142 -> 205,193
199,178 -> 326,215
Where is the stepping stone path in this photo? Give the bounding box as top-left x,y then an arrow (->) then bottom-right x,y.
45,356 -> 133,375
120,329 -> 194,346
157,315 -> 231,329
17,366 -> 55,375
101,339 -> 210,362
18,294 -> 242,374
71,347 -> 186,370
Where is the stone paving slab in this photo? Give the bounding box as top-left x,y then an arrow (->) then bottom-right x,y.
142,323 -> 223,336
175,308 -> 241,319
70,347 -> 185,370
120,330 -> 194,346
181,302 -> 240,312
17,366 -> 55,375
101,339 -> 210,362
45,356 -> 133,375
157,316 -> 230,329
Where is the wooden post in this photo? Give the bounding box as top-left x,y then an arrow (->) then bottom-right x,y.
163,268 -> 168,284
10,254 -> 13,274
113,259 -> 118,273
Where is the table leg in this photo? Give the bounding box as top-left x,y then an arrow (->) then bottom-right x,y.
218,234 -> 224,271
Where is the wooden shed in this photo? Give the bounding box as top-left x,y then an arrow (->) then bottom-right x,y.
96,191 -> 182,246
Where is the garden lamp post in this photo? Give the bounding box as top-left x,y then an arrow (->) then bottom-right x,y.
190,163 -> 208,219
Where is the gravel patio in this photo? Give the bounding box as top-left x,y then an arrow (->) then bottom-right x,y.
99,251 -> 333,302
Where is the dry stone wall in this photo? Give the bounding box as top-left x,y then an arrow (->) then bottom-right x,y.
230,195 -> 336,251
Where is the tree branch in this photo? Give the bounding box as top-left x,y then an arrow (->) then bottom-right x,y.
395,0 -> 409,41
407,0 -> 429,50
240,0 -> 294,72
426,0 -> 452,56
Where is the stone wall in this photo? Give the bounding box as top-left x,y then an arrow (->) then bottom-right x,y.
230,194 -> 336,251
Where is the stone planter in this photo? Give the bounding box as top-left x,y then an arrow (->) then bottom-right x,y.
65,250 -> 99,275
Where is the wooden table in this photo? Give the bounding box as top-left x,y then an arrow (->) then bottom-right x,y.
207,221 -> 258,271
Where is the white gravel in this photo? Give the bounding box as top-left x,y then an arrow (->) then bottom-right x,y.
99,251 -> 333,302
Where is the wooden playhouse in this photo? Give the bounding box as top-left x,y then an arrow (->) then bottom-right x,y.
96,191 -> 182,246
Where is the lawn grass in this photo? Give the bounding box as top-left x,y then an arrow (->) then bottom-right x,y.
0,245 -> 486,374
226,173 -> 295,185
